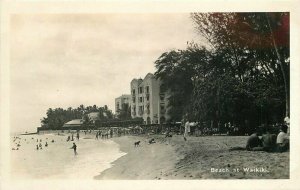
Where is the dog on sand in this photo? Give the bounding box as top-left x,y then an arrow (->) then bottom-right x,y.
134,141 -> 141,147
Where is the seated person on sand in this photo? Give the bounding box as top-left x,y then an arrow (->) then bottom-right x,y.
260,128 -> 277,152
246,131 -> 262,151
276,125 -> 289,152
165,131 -> 172,138
246,128 -> 277,152
149,138 -> 156,144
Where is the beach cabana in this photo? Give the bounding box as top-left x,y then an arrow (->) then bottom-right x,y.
63,119 -> 83,129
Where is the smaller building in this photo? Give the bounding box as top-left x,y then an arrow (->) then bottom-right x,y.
115,94 -> 131,118
63,119 -> 83,128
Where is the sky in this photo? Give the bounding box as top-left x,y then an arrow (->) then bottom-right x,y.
10,13 -> 204,133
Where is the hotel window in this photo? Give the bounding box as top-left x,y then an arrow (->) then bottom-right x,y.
146,94 -> 149,101
139,87 -> 143,94
160,105 -> 166,114
132,89 -> 135,95
139,97 -> 143,103
160,94 -> 165,101
139,106 -> 144,115
146,86 -> 149,94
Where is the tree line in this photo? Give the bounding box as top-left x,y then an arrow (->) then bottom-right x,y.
154,13 -> 289,133
40,105 -> 114,129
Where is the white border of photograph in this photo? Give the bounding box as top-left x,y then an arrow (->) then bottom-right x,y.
1,0 -> 300,189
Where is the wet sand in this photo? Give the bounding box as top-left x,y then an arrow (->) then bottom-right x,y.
96,135 -> 289,179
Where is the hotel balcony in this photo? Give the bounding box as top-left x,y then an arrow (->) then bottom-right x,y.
159,95 -> 165,101
138,110 -> 144,116
146,109 -> 150,115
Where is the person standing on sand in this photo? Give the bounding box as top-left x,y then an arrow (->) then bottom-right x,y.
284,116 -> 290,134
184,121 -> 190,141
76,132 -> 80,140
70,143 -> 77,155
110,129 -> 113,138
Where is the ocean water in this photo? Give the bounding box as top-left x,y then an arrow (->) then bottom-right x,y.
10,133 -> 126,179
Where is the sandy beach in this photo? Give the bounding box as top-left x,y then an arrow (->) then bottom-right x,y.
96,135 -> 289,179
11,133 -> 289,180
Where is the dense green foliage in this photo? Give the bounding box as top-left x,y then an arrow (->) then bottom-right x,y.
40,105 -> 113,129
155,13 -> 289,133
116,103 -> 132,120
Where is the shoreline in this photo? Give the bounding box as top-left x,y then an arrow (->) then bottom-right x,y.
11,133 -> 289,179
95,135 -> 289,179
95,135 -> 182,180
10,133 -> 126,179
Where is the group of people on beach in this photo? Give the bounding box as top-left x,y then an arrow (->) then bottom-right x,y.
95,129 -> 113,139
183,117 -> 290,153
66,132 -> 80,142
245,124 -> 289,152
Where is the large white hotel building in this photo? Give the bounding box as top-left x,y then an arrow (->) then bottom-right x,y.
115,73 -> 169,124
130,73 -> 169,124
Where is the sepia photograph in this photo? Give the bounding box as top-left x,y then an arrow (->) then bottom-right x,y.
8,12 -> 290,180
1,1 -> 300,190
